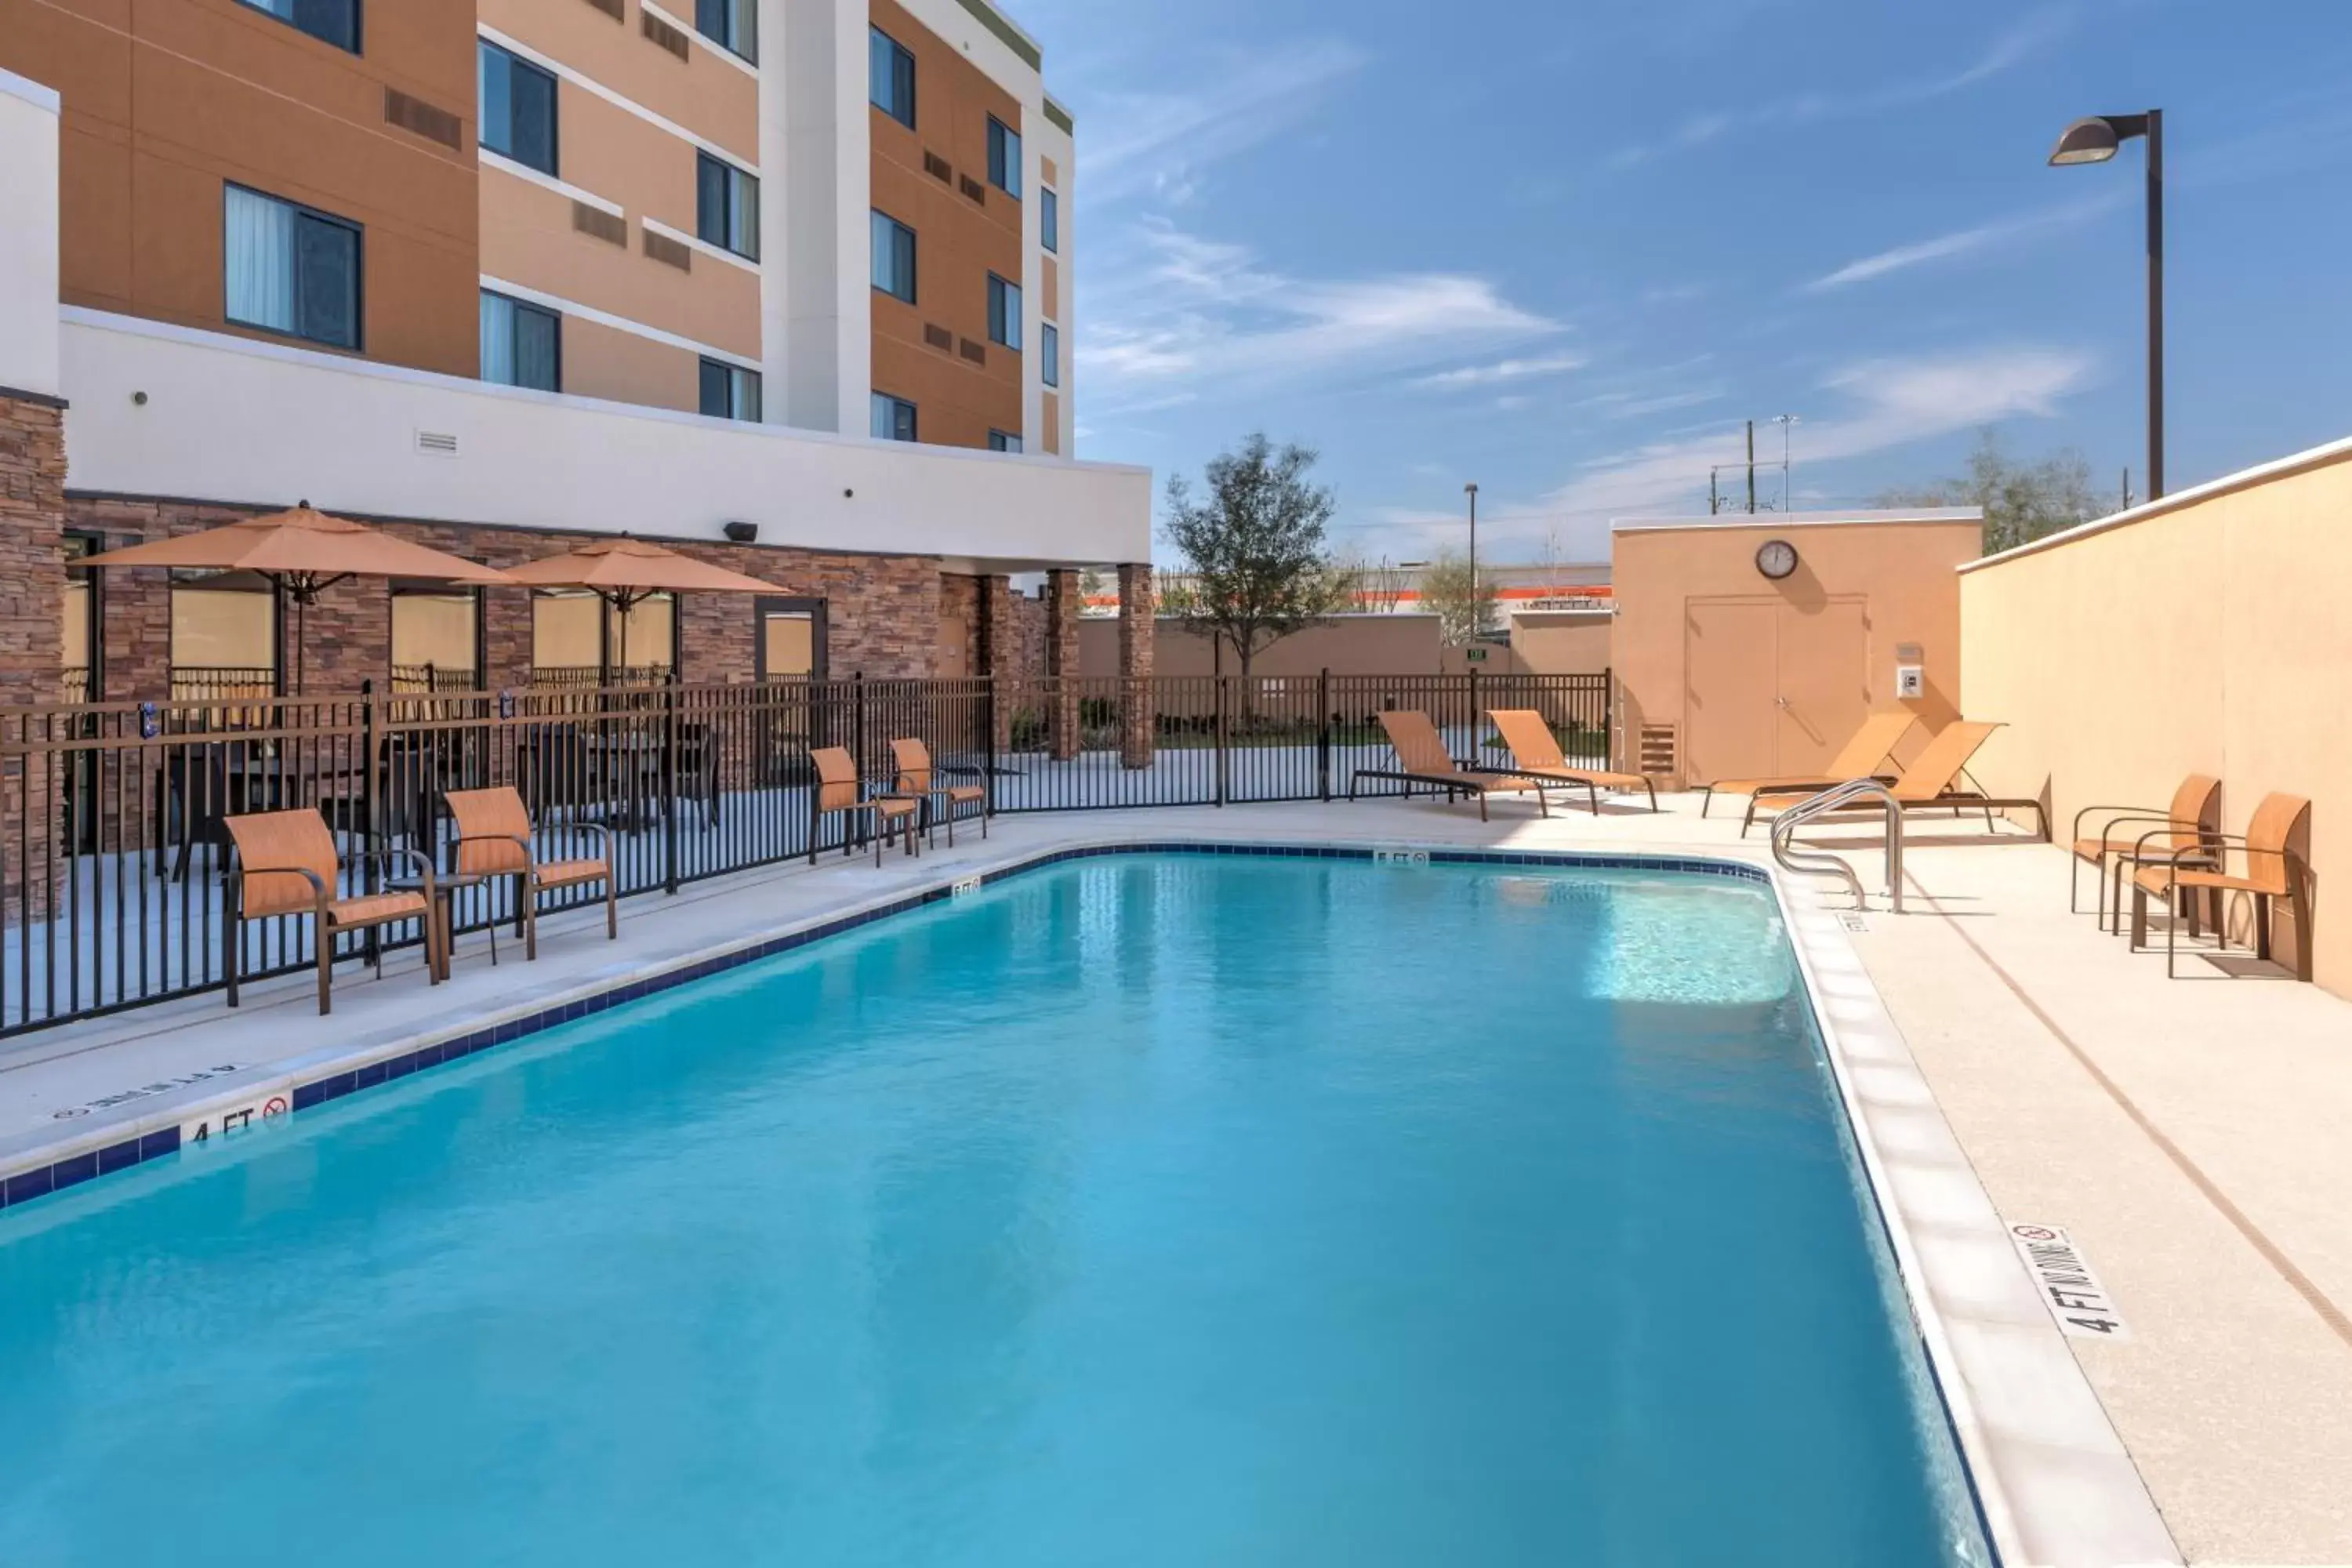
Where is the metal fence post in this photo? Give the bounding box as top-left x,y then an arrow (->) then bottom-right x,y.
662,672 -> 681,896
982,676 -> 997,818
1214,676 -> 1229,808
1317,667 -> 1332,802
1466,666 -> 1481,763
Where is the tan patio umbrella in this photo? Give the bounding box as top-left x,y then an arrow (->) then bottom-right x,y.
499,535 -> 783,680
80,501 -> 516,694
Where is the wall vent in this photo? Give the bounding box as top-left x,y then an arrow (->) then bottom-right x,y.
641,11 -> 690,59
643,228 -> 693,271
383,88 -> 463,151
584,0 -> 624,17
415,430 -> 460,458
959,174 -> 986,205
572,201 -> 627,246
923,323 -> 953,352
1638,724 -> 1677,777
959,338 -> 986,365
923,151 -> 953,183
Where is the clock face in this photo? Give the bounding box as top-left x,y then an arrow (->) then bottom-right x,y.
1756,539 -> 1799,580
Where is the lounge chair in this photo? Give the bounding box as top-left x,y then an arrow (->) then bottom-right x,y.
1744,720 -> 2049,839
2129,792 -> 2312,980
809,746 -> 922,865
2069,774 -> 2220,927
890,737 -> 988,845
1484,709 -> 1657,812
1701,711 -> 1918,818
223,808 -> 440,1015
445,786 -> 617,962
1348,710 -> 1552,821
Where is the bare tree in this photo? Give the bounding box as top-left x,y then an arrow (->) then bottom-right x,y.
1339,552 -> 1409,614
1420,549 -> 1498,645
1878,428 -> 2097,555
1159,434 -> 1354,691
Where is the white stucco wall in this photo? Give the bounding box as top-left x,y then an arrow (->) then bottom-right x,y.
60,309 -> 1150,566
0,66 -> 62,399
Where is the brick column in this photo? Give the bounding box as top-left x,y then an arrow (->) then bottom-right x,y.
980,572 -> 1015,751
1116,562 -> 1154,768
0,392 -> 69,921
1047,568 -> 1080,761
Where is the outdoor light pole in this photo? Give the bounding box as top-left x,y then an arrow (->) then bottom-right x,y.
2049,108 -> 2164,499
1463,482 -> 1479,635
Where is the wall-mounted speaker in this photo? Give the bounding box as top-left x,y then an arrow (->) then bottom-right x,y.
722,521 -> 759,545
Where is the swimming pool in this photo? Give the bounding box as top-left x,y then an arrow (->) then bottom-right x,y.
0,852 -> 1989,1566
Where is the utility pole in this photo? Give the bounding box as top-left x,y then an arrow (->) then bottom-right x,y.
1463,481 -> 1479,637
1744,419 -> 1757,514
2122,467 -> 2135,511
1774,414 -> 1800,512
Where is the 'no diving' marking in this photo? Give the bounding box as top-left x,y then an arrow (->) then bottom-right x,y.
2009,1222 -> 2132,1341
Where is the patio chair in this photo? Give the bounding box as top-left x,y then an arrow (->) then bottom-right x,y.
1742,720 -> 2048,839
890,737 -> 988,845
1700,711 -> 1917,818
445,786 -> 617,963
1348,710 -> 1551,822
1485,709 -> 1658,813
2069,774 -> 2221,927
2128,792 -> 2312,980
223,808 -> 440,1016
809,747 -> 922,866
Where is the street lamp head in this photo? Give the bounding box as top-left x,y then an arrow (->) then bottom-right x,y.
1463,481 -> 1478,495
2048,113 -> 2150,167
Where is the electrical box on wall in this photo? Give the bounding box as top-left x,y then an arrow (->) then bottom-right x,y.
1894,643 -> 1925,700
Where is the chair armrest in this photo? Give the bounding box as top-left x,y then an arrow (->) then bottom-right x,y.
2132,827 -> 2234,860
2073,802 -> 2166,839
370,846 -> 439,895
227,851 -> 330,917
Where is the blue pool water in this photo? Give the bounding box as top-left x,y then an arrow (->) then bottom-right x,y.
1,855 -> 1987,1566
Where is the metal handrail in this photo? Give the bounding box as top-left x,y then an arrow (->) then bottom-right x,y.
1769,778 -> 1904,913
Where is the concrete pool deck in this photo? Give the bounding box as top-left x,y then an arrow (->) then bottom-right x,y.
1,795 -> 2345,1566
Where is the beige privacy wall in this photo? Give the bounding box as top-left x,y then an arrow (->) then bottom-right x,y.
1959,441 -> 2352,995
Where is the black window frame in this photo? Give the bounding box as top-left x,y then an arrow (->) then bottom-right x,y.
477,39 -> 559,178
223,183 -> 365,354
696,152 -> 760,262
699,358 -> 763,423
868,26 -> 916,129
694,0 -> 757,64
480,289 -> 562,393
986,272 -> 1022,351
987,430 -> 1022,453
986,115 -> 1022,198
870,209 -> 916,305
871,391 -> 917,443
235,0 -> 361,56
1041,321 -> 1059,389
1040,186 -> 1058,253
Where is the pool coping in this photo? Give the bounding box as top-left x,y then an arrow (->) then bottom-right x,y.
0,829 -> 2181,1568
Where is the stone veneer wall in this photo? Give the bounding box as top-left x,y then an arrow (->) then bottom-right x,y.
64,496 -> 948,694
0,394 -> 68,919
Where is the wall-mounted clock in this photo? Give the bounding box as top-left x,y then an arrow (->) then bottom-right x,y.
1755,539 -> 1799,580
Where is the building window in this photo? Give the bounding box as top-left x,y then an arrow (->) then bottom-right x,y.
870,211 -> 916,304
696,153 -> 760,260
868,26 -> 915,129
1040,187 -> 1058,253
481,290 -> 560,391
236,0 -> 359,54
870,392 -> 917,443
699,359 -> 762,421
987,116 -> 1022,198
1041,321 -> 1059,388
224,184 -> 361,350
694,0 -> 756,63
478,41 -> 557,176
987,274 -> 1022,351
988,430 -> 1022,453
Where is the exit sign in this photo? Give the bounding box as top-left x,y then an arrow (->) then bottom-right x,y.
1465,647 -> 1489,664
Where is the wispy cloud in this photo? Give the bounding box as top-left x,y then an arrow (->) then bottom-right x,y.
1082,219 -> 1561,394
1081,42 -> 1368,203
1414,352 -> 1591,390
1802,191 -> 2127,291
1606,8 -> 2074,169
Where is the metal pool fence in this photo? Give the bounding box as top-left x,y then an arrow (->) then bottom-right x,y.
0,670 -> 1608,1035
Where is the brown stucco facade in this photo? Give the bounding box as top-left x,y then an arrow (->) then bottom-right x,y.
4,0 -> 481,377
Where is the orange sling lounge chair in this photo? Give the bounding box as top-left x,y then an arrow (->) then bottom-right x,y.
1700,711 -> 1917,819
890,738 -> 988,846
223,809 -> 439,1015
1485,710 -> 1657,813
444,786 -> 617,963
1348,710 -> 1551,822
809,747 -> 922,866
2129,793 -> 2313,980
1744,720 -> 2049,840
2068,774 -> 2221,928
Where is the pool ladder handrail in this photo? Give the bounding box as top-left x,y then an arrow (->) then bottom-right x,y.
1769,779 -> 1904,914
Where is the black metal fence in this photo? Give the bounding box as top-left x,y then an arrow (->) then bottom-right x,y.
0,671 -> 1608,1036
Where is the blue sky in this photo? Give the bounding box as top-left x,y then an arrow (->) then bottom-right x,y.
1014,0 -> 2352,564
